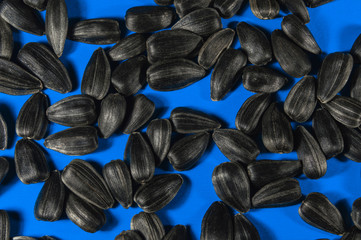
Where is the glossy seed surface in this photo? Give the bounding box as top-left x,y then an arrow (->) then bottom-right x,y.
0,114 -> 7,150
115,230 -> 143,240
163,225 -> 187,240
341,126 -> 361,163
174,0 -> 212,17
279,0 -> 310,23
249,0 -> 280,19
108,33 -> 146,62
0,157 -> 9,183
24,0 -> 47,11
234,213 -> 260,240
0,210 -> 9,240
213,0 -> 244,19
351,34 -> 361,63
0,17 -> 13,60
131,212 -> 165,240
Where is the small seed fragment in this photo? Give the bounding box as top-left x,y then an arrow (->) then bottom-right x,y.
305,0 -> 334,8
341,126 -> 361,163
108,33 -> 146,62
154,0 -> 174,6
0,114 -> 7,150
278,0 -> 310,23
351,198 -> 361,230
0,17 -> 13,60
351,66 -> 361,102
249,0 -> 280,19
24,0 -> 47,11
341,226 -> 361,240
174,0 -> 212,17
0,157 -> 9,183
234,213 -> 260,240
351,34 -> 361,64
163,225 -> 188,240
0,210 -> 9,240
213,0 -> 244,19
131,212 -> 165,240
115,230 -> 143,240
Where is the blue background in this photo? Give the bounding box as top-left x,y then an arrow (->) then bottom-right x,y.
0,0 -> 361,239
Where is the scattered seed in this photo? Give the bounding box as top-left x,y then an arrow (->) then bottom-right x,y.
340,126 -> 361,163
213,0 -> 244,19
234,213 -> 260,240
350,66 -> 361,102
341,226 -> 361,240
154,0 -> 174,6
0,17 -> 13,60
115,230 -> 143,240
131,212 -> 165,240
0,157 -> 9,184
278,0 -> 310,23
39,236 -> 56,240
174,0 -> 212,17
163,225 -> 188,240
23,0 -> 47,11
108,33 -> 146,62
0,210 -> 9,240
0,114 -> 7,150
351,34 -> 361,63
13,237 -> 36,240
351,198 -> 361,230
305,0 -> 334,8
249,0 -> 280,20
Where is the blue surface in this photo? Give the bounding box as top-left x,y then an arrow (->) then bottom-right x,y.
1,0 -> 361,239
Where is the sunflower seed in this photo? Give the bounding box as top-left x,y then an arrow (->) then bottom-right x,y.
131,212 -> 165,240
24,0 -> 47,11
201,201 -> 234,240
46,95 -> 97,127
0,157 -> 9,183
299,192 -> 345,235
249,0 -> 280,19
115,230 -> 143,240
146,119 -> 172,166
163,225 -> 187,240
312,108 -> 344,159
0,0 -> 44,36
34,170 -> 65,222
65,192 -> 106,233
174,0 -> 212,17
272,29 -> 311,78
212,162 -> 251,213
39,236 -> 56,240
234,213 -> 260,240
211,49 -> 247,101
284,75 -> 317,123
15,139 -> 49,184
0,17 -> 13,60
305,0 -> 334,8
13,237 -> 36,240
68,18 -> 121,44
242,66 -> 288,93
278,0 -> 310,23
125,6 -> 175,33
317,52 -> 353,103
172,8 -> 222,37
125,132 -> 155,184
247,160 -> 302,189
351,34 -> 361,64
0,210 -> 9,240
236,22 -> 272,66
103,160 -> 133,209
341,226 -> 361,240
147,58 -> 206,91
296,126 -> 327,179
340,126 -> 361,163
262,103 -> 294,154
98,93 -> 126,139
0,114 -> 7,150
351,66 -> 361,102
213,0 -> 244,19
108,33 -> 146,62
17,42 -> 72,94
62,159 -> 114,209
154,0 -> 174,6
351,198 -> 361,230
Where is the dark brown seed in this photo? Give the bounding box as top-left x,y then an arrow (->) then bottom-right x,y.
278,0 -> 310,23
115,230 -> 143,240
15,139 -> 50,184
341,226 -> 361,240
351,66 -> 361,102
234,213 -> 260,240
174,0 -> 212,17
17,42 -> 72,94
213,0 -> 244,19
34,170 -> 65,222
108,33 -> 146,62
102,160 -> 133,209
0,17 -> 13,60
351,198 -> 361,230
125,6 -> 175,33
305,0 -> 334,8
249,0 -> 280,19
0,114 -> 7,150
0,210 -> 9,240
236,22 -> 272,66
0,157 -> 9,183
131,212 -> 165,240
296,126 -> 327,179
211,49 -> 247,101
341,126 -> 361,163
163,225 -> 187,240
271,29 -> 311,78
68,18 -> 121,44
351,34 -> 361,64
212,162 -> 251,213
299,192 -> 345,235
46,94 -> 97,127
212,129 -> 260,165
62,159 -> 114,209
24,0 -> 47,11
201,201 -> 234,240
44,126 -> 98,156
242,66 -> 288,93
167,132 -> 210,171
154,0 -> 174,6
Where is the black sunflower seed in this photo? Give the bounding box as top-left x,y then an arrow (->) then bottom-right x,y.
0,114 -> 7,150
154,0 -> 174,6
39,236 -> 56,240
0,210 -> 9,240
0,17 -> 13,60
174,0 -> 212,17
234,213 -> 260,240
115,230 -> 143,240
351,198 -> 361,230
13,237 -> 36,240
341,226 -> 361,240
341,126 -> 361,163
305,0 -> 334,8
351,34 -> 361,64
249,0 -> 280,19
108,33 -> 146,62
351,66 -> 361,102
278,0 -> 310,23
131,212 -> 165,240
0,157 -> 9,183
24,0 -> 47,11
163,225 -> 188,240
213,0 -> 244,19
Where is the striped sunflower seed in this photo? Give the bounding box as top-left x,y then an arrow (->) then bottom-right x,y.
351,34 -> 361,63
0,157 -> 9,183
305,0 -> 334,8
278,0 -> 310,23
103,160 -> 133,209
0,17 -> 13,60
296,126 -> 327,179
351,66 -> 361,101
341,126 -> 361,163
15,139 -> 50,184
62,159 -> 114,209
213,128 -> 260,164
212,162 -> 251,213
81,48 -> 110,100
213,0 -> 244,19
68,19 -> 121,44
154,0 -> 174,6
46,94 -> 97,127
108,33 -> 146,62
299,192 -> 345,235
13,237 -> 36,240
24,0 -> 47,11
65,192 -> 106,233
201,201 -> 234,240
115,230 -> 143,240
237,22 -> 272,66
351,198 -> 361,230
34,170 -> 65,222
249,0 -> 280,19
167,132 -> 210,171
0,210 -> 9,240
0,114 -> 7,150
17,42 -> 72,94
234,213 -> 260,240
163,225 -> 187,240
131,212 -> 165,240
341,226 -> 361,240
174,0 -> 212,17
125,6 -> 175,33
211,48 -> 247,101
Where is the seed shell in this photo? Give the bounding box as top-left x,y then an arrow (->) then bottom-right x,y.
305,0 -> 334,8
341,126 -> 361,163
39,236 -> 56,240
108,33 -> 146,62
351,34 -> 361,63
278,0 -> 310,23
351,198 -> 361,230
131,212 -> 165,240
249,0 -> 280,19
115,230 -> 143,240
154,0 -> 174,6
234,213 -> 260,240
24,0 -> 47,11
163,225 -> 188,240
0,114 -> 8,150
350,66 -> 361,102
341,226 -> 361,240
0,17 -> 13,60
13,237 -> 36,240
213,0 -> 244,19
0,210 -> 9,240
174,0 -> 212,17
0,157 -> 9,183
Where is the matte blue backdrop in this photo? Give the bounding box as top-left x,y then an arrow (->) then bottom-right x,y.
0,0 -> 361,239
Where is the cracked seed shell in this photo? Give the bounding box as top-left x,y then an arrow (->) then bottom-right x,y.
249,0 -> 280,20
0,114 -> 7,150
351,34 -> 361,63
0,210 -> 9,240
115,230 -> 143,240
278,0 -> 310,23
341,126 -> 361,163
341,226 -> 361,240
174,0 -> 212,17
163,225 -> 187,240
24,0 -> 47,11
213,0 -> 244,19
0,17 -> 13,60
351,66 -> 361,102
108,33 -> 146,62
305,0 -> 334,8
234,213 -> 260,240
351,198 -> 361,230
0,157 -> 9,183
131,212 -> 165,240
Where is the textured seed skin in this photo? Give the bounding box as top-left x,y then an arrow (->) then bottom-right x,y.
0,157 -> 9,183
24,0 -> 47,11
125,6 -> 175,33
98,93 -> 126,139
341,126 -> 361,163
299,192 -> 345,235
296,126 -> 327,179
262,103 -> 294,154
44,126 -> 98,156
284,75 -> 317,123
0,210 -> 9,240
17,42 -> 72,94
211,49 -> 247,101
68,19 -> 121,44
34,170 -> 65,222
341,226 -> 361,240
170,107 -> 221,134
351,34 -> 361,64
279,0 -> 309,23
103,160 -> 133,209
81,48 -> 110,100
0,114 -> 8,150
242,66 -> 287,93
15,139 -> 50,184
115,230 -> 143,240
147,58 -> 206,91
108,33 -> 146,62
167,132 -> 210,171
213,129 -> 260,164
163,225 -> 188,240
212,162 -> 251,213
272,29 -> 311,78
174,0 -> 212,17
0,18 -> 13,60
172,8 -> 222,38
201,201 -> 234,240
234,213 -> 260,240
247,160 -> 302,189
62,159 -> 114,210
305,0 -> 334,8
65,192 -> 106,233
213,0 -> 244,19
249,0 -> 280,19
46,95 -> 97,127
154,0 -> 174,6
237,22 -> 272,66
131,212 -> 165,240
351,66 -> 361,102
351,198 -> 361,230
